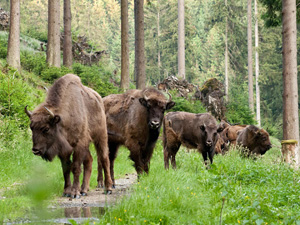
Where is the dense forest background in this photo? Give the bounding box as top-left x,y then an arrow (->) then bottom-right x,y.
0,0 -> 299,139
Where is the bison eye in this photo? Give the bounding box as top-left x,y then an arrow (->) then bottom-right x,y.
42,127 -> 49,133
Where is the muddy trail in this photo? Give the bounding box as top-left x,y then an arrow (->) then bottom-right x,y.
4,174 -> 137,224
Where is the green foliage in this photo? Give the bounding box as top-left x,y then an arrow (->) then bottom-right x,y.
72,63 -> 119,97
95,140 -> 300,224
20,51 -> 47,75
0,68 -> 45,135
40,66 -> 73,82
170,96 -> 206,114
225,101 -> 256,125
0,32 -> 8,58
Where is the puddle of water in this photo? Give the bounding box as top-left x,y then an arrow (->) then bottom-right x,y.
4,206 -> 105,225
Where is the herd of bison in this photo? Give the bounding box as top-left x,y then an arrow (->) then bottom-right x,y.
24,74 -> 272,199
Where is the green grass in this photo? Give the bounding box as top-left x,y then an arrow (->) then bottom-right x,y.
95,139 -> 300,225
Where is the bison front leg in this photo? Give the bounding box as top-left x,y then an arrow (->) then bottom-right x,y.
60,156 -> 72,197
81,150 -> 93,196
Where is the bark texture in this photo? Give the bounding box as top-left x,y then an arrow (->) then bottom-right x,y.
7,0 -> 20,70
63,0 -> 72,68
177,0 -> 185,79
282,0 -> 299,142
47,0 -> 61,67
120,0 -> 130,91
247,0 -> 253,111
134,0 -> 146,89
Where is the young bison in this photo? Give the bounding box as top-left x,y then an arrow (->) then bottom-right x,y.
163,112 -> 222,169
236,125 -> 272,156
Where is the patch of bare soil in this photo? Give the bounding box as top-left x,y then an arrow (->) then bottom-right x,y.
53,173 -> 137,208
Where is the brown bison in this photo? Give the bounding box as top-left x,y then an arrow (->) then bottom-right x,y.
236,125 -> 272,156
98,88 -> 175,187
163,112 -> 223,169
25,74 -> 112,198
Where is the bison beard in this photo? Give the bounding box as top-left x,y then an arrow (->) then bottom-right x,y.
163,112 -> 222,169
97,88 -> 175,187
25,74 -> 112,198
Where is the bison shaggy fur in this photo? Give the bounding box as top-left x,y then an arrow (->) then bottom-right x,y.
236,125 -> 272,156
25,74 -> 112,198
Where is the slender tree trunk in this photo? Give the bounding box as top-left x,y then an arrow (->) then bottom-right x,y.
7,0 -> 20,71
177,0 -> 185,79
63,0 -> 72,68
120,0 -> 130,91
47,0 -> 61,67
134,0 -> 146,89
157,0 -> 161,80
254,0 -> 260,127
247,0 -> 254,111
224,0 -> 228,101
282,0 -> 299,142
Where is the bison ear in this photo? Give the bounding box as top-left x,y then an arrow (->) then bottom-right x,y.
139,98 -> 148,108
166,101 -> 175,110
50,115 -> 60,125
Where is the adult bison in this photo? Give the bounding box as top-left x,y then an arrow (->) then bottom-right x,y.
163,112 -> 222,169
236,125 -> 272,156
25,74 -> 112,198
98,88 -> 175,187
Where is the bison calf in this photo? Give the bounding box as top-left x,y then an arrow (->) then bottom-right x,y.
163,112 -> 222,169
25,74 -> 112,198
236,125 -> 272,156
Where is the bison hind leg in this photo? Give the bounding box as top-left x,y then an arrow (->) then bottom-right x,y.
81,150 -> 93,196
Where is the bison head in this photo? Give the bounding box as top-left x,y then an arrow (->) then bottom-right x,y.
25,105 -> 71,161
200,123 -> 223,147
255,129 -> 272,155
139,90 -> 175,130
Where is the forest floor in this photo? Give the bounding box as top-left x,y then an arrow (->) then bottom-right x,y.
54,173 -> 137,208
46,173 -> 137,223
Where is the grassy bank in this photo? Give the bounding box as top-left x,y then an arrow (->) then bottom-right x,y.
96,138 -> 300,225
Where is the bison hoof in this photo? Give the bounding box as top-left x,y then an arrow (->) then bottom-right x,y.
112,184 -> 116,189
63,193 -> 71,197
105,190 -> 112,195
71,194 -> 81,199
81,192 -> 87,196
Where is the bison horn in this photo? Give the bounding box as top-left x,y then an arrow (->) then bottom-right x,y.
143,89 -> 150,101
167,91 -> 172,102
44,106 -> 55,119
25,105 -> 32,117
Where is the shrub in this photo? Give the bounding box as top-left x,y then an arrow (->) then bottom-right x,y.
73,63 -> 119,97
20,51 -> 47,75
225,101 -> 256,125
40,66 -> 72,82
170,95 -> 206,114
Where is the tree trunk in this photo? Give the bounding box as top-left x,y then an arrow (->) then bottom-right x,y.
254,0 -> 260,127
157,0 -> 161,79
177,0 -> 185,79
134,0 -> 146,89
7,0 -> 20,71
247,0 -> 254,111
47,0 -> 61,67
224,0 -> 228,101
120,0 -> 130,91
282,0 -> 299,143
63,0 -> 72,68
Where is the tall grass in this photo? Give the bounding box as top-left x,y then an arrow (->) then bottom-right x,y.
96,139 -> 300,225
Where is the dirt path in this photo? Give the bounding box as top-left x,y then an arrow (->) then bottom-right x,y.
53,173 -> 137,208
